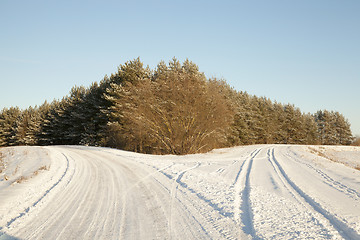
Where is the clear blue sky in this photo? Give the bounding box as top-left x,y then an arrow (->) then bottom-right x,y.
1,0 -> 359,136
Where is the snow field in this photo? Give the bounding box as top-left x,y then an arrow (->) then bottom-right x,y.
0,144 -> 359,239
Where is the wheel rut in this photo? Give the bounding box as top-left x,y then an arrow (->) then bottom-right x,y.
233,148 -> 262,239
268,147 -> 360,240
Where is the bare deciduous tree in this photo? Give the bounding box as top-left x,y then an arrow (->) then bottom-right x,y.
106,59 -> 233,154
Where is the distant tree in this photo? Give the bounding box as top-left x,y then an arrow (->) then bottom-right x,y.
277,104 -> 298,144
271,102 -> 287,144
228,91 -> 253,145
104,58 -> 152,150
77,81 -> 111,146
0,107 -> 22,146
314,110 -> 353,145
314,110 -> 330,144
38,84 -> 109,146
0,57 -> 354,149
61,86 -> 90,144
257,97 -> 278,144
333,111 -> 353,145
11,107 -> 37,145
8,110 -> 26,145
302,113 -> 319,145
24,102 -> 51,145
352,136 -> 360,146
105,58 -> 232,154
39,98 -> 69,145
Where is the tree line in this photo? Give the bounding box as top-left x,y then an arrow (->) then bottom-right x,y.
0,58 -> 354,154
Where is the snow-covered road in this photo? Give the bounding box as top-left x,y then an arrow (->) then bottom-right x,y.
0,145 -> 360,239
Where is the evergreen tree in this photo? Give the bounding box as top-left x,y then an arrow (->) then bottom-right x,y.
0,107 -> 22,146
333,111 -> 353,145
0,57 -> 354,149
23,102 -> 51,145
303,113 -> 319,144
272,103 -> 287,144
39,99 -> 69,145
228,91 -> 253,145
314,110 -> 353,145
104,58 -> 152,150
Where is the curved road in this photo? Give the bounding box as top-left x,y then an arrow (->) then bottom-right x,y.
1,145 -> 359,239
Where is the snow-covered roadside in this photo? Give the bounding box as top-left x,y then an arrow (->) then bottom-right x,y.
0,147 -> 51,228
0,145 -> 359,239
307,145 -> 360,170
0,146 -> 72,237
0,146 -> 50,188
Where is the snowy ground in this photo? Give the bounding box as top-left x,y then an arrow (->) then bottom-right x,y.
0,145 -> 359,239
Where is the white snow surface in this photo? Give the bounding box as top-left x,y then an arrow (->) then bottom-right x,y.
0,145 -> 360,240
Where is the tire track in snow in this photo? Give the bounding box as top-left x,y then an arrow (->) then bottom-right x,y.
91,149 -> 203,239
15,149 -> 122,239
118,160 -> 174,239
168,161 -> 239,239
216,167 -> 225,174
71,152 -> 111,239
23,153 -> 93,239
31,148 -> 171,239
268,147 -> 360,240
97,161 -> 122,239
79,150 -> 128,239
146,164 -> 214,239
169,162 -> 201,239
4,145 -> 358,239
233,148 -> 262,239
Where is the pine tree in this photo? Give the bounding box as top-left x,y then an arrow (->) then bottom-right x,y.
333,111 -> 353,145
39,99 -> 69,145
314,110 -> 353,145
1,58 -> 354,149
228,91 -> 253,145
0,107 -> 22,146
303,113 -> 319,144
